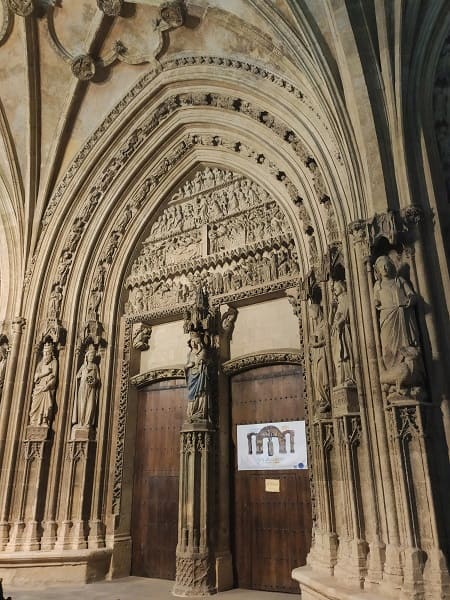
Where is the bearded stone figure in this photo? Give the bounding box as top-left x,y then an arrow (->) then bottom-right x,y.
185,331 -> 212,422
72,345 -> 100,428
29,342 -> 58,427
309,302 -> 331,414
373,255 -> 423,391
330,280 -> 355,387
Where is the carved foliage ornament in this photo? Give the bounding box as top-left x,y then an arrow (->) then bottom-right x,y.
97,0 -> 123,17
7,0 -> 33,17
222,350 -> 302,375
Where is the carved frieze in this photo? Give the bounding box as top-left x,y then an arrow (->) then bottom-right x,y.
222,350 -> 302,375
130,367 -> 185,388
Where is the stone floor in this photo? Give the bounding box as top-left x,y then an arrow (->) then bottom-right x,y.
3,577 -> 299,600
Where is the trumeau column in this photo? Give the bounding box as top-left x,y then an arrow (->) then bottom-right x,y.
173,287 -> 220,597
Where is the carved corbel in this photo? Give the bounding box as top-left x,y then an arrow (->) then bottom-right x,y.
219,305 -> 237,339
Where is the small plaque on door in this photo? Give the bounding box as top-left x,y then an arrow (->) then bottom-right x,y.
265,478 -> 280,493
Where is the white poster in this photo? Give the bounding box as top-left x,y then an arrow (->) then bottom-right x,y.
237,420 -> 308,471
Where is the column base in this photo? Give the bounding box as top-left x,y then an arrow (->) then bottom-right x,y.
0,522 -> 10,551
40,520 -> 58,551
334,537 -> 368,587
307,530 -> 339,575
173,553 -> 216,597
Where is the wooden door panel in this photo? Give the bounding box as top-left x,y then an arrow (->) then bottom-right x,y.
131,379 -> 186,580
232,364 -> 311,594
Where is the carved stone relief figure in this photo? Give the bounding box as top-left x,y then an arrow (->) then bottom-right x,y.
0,335 -> 9,404
373,255 -> 424,393
309,302 -> 330,414
329,280 -> 355,387
185,331 -> 212,422
72,345 -> 100,429
132,324 -> 152,351
29,342 -> 58,427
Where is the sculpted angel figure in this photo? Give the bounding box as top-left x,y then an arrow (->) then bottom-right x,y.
185,331 -> 212,422
72,345 -> 100,428
29,342 -> 58,427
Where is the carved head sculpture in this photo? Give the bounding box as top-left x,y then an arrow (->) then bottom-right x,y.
86,345 -> 97,364
332,279 -> 346,297
42,342 -> 54,364
374,255 -> 396,280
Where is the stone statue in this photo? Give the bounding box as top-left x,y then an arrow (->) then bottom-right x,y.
29,342 -> 58,427
0,336 -> 9,403
72,345 -> 100,428
330,280 -> 355,386
185,332 -> 212,422
373,255 -> 423,390
309,302 -> 330,413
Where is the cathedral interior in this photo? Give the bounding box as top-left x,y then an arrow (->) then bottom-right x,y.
0,1 -> 449,599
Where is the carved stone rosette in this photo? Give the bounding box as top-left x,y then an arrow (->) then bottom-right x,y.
173,425 -> 215,596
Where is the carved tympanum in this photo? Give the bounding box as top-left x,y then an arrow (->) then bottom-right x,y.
373,255 -> 424,394
29,341 -> 58,427
125,168 -> 298,314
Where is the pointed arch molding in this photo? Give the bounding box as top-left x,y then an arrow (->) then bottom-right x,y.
24,55 -> 367,325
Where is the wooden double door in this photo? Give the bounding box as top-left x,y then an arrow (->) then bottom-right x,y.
231,364 -> 312,593
131,378 -> 185,579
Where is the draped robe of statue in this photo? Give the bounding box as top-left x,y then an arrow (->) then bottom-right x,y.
29,345 -> 58,426
72,349 -> 100,427
309,303 -> 330,413
330,281 -> 355,386
185,333 -> 211,421
373,256 -> 420,373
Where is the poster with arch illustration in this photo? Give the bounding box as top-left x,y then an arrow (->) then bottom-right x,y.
237,420 -> 307,471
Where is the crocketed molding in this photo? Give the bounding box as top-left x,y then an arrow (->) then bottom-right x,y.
130,365 -> 185,388
222,348 -> 302,375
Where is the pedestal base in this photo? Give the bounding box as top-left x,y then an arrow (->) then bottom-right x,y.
0,549 -> 112,586
292,565 -> 389,600
173,553 -> 216,597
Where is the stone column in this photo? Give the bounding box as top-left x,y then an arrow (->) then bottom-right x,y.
173,424 -> 216,596
173,288 -> 219,596
0,317 -> 25,549
349,223 -> 402,588
55,428 -> 96,550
